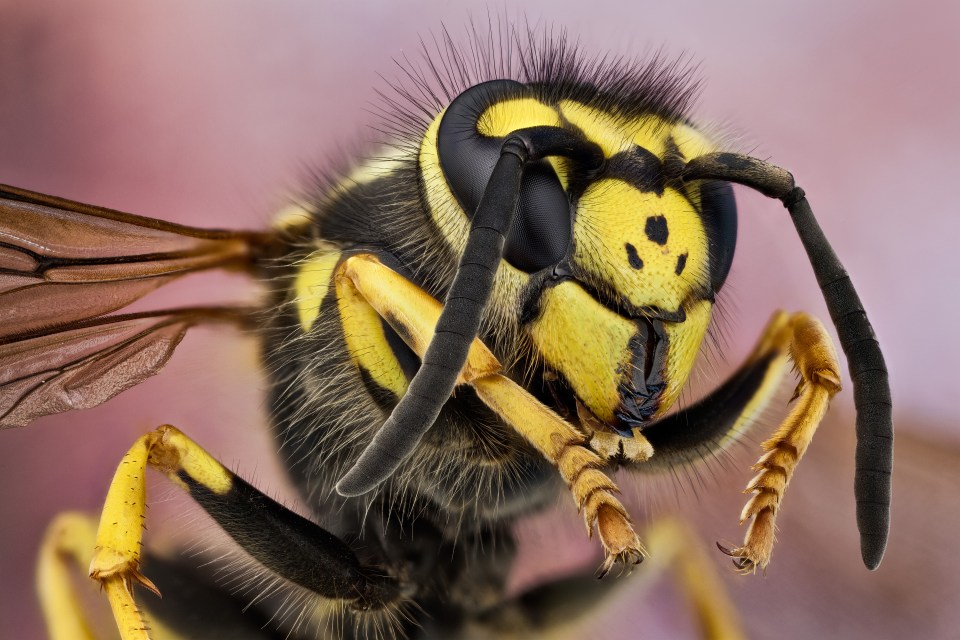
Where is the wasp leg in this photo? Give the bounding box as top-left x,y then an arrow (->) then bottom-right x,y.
333,253 -> 644,575
136,554 -> 285,639
89,425 -> 402,640
37,512 -> 99,640
37,514 -> 278,640
645,518 -> 747,640
637,311 -> 841,572
473,518 -> 745,640
472,375 -> 645,577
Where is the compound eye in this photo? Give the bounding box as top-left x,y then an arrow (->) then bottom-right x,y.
699,180 -> 737,291
437,80 -> 571,273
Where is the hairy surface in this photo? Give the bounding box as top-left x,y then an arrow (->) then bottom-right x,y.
254,21 -> 707,638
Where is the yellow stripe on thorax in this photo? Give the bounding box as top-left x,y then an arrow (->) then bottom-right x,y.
294,250 -> 342,331
334,262 -> 410,399
295,250 -> 410,397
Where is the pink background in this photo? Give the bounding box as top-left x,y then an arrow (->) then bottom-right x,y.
2,1 -> 959,638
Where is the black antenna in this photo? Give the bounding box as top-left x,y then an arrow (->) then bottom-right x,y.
335,127 -> 604,498
682,152 -> 893,570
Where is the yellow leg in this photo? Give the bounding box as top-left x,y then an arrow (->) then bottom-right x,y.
336,253 -> 501,383
724,311 -> 841,572
37,512 -> 99,640
337,253 -> 645,573
647,518 -> 747,640
89,425 -> 234,640
473,374 -> 645,575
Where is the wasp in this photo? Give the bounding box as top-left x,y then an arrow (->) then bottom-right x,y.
1,25 -> 892,640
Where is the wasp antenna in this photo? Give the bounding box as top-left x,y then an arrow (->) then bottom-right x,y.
682,153 -> 893,570
336,127 -> 603,498
335,140 -> 526,498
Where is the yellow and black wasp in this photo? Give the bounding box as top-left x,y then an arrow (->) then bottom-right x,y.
1,25 -> 892,640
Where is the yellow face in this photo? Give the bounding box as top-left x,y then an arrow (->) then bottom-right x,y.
421,88 -> 730,434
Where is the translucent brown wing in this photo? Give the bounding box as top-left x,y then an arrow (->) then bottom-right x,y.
0,184 -> 273,339
0,184 -> 275,428
0,309 -> 251,428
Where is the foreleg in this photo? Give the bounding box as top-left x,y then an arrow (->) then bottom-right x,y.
637,311 -> 841,571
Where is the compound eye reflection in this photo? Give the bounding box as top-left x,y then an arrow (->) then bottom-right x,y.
437,79 -> 572,274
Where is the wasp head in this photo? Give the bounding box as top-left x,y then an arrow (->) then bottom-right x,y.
424,80 -> 737,435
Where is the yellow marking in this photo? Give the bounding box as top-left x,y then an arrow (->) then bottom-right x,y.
419,111 -> 463,250
574,181 -> 709,312
271,201 -> 313,231
157,426 -> 233,495
37,512 -> 98,640
529,281 -> 636,424
671,122 -> 716,161
344,146 -> 409,186
657,299 -> 713,416
559,102 -> 677,159
558,101 -> 635,157
338,254 -> 501,384
476,97 -> 561,137
294,251 -> 342,331
335,261 -> 410,398
628,114 -> 674,158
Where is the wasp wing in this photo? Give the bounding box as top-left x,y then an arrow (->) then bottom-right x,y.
0,184 -> 271,339
0,308 -> 250,429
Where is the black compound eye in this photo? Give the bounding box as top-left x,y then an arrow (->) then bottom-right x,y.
699,180 -> 737,291
437,80 -> 571,273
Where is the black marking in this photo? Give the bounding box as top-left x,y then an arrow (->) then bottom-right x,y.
604,148 -> 664,194
615,318 -> 668,432
645,216 -> 669,245
625,243 -> 644,269
641,352 -> 777,466
675,252 -> 688,275
358,367 -> 401,412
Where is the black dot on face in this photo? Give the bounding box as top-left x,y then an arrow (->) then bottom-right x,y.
625,243 -> 644,269
645,216 -> 669,245
675,252 -> 688,276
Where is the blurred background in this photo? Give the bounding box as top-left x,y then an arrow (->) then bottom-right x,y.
1,1 -> 958,638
